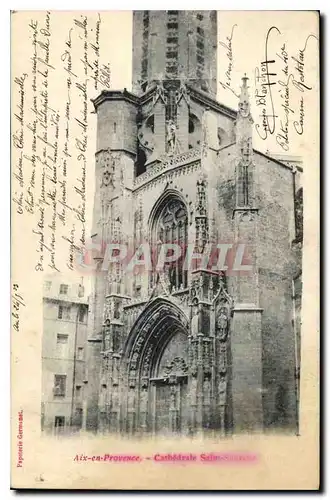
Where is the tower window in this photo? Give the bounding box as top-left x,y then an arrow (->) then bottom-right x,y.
166,64 -> 178,74
166,11 -> 179,79
196,19 -> 205,82
166,51 -> 178,59
135,147 -> 147,177
167,37 -> 177,44
189,119 -> 195,134
167,64 -> 177,72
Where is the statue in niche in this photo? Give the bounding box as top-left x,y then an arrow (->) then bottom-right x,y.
169,387 -> 177,411
101,169 -> 114,188
119,167 -> 124,187
112,387 -> 119,409
191,306 -> 199,338
140,389 -> 148,414
238,99 -> 250,118
218,375 -> 227,433
218,375 -> 227,406
103,319 -> 111,351
189,376 -> 197,406
166,119 -> 177,154
113,299 -> 120,320
216,307 -> 228,341
203,379 -> 211,406
99,384 -> 107,412
168,265 -> 176,291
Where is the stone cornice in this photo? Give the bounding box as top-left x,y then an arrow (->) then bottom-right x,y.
91,88 -> 140,110
187,85 -> 237,120
95,147 -> 136,159
253,149 -> 304,173
91,83 -> 239,122
233,304 -> 263,312
133,148 -> 202,190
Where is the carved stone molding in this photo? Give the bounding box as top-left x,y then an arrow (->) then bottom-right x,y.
233,207 -> 259,223
163,357 -> 188,377
133,148 -> 201,189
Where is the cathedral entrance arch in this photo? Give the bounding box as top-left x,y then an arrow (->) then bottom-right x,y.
123,298 -> 190,435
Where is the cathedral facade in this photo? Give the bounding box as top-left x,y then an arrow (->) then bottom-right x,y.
85,11 -> 303,436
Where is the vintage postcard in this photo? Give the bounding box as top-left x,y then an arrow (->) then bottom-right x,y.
11,10 -> 320,490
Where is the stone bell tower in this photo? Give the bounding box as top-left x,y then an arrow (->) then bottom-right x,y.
132,10 -> 217,96
132,10 -> 221,173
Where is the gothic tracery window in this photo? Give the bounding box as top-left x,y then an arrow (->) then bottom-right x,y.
153,197 -> 188,291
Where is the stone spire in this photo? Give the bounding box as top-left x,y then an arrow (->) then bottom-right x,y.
236,74 -> 254,166
235,75 -> 254,207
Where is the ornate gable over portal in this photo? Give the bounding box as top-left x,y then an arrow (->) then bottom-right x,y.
96,267 -> 234,436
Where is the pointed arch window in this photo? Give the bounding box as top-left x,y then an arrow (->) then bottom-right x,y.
151,196 -> 188,291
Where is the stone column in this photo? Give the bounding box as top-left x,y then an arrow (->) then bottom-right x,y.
85,337 -> 102,432
139,377 -> 149,433
153,100 -> 166,156
176,96 -> 189,152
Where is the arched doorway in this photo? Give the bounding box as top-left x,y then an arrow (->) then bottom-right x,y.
123,298 -> 190,435
152,328 -> 189,435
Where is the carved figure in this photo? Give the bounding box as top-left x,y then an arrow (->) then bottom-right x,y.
217,307 -> 228,341
167,120 -> 177,153
191,308 -> 199,337
218,376 -> 227,406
